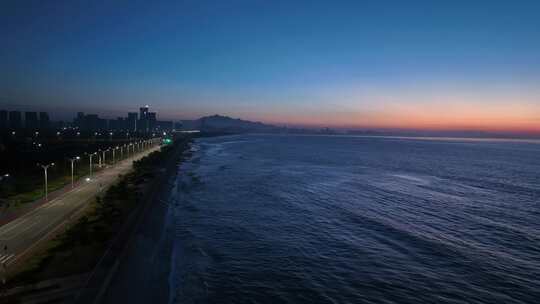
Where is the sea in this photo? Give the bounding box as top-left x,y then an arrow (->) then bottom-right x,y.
165,134 -> 540,304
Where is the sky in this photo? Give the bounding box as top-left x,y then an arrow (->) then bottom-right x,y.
1,0 -> 539,133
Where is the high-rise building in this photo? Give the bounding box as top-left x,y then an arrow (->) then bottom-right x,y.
139,106 -> 149,120
39,112 -> 50,129
127,112 -> 138,131
110,117 -> 126,131
25,112 -> 39,130
74,112 -> 84,128
148,112 -> 157,131
139,106 -> 149,132
84,114 -> 100,131
9,111 -> 22,129
0,110 -> 7,129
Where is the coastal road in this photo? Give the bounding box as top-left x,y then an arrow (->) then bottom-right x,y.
0,144 -> 162,270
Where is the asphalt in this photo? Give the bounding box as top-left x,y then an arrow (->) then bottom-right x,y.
0,144 -> 162,270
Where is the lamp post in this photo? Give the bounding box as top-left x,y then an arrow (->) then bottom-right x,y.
38,163 -> 55,201
102,149 -> 107,166
97,150 -> 102,168
88,153 -> 96,177
67,156 -> 80,188
112,147 -> 117,164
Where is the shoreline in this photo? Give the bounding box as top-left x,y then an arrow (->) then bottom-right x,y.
97,137 -> 192,304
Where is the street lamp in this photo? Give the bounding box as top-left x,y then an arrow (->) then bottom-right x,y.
112,147 -> 118,164
67,156 -> 80,188
37,162 -> 55,201
102,149 -> 109,166
87,152 -> 97,177
0,173 -> 10,182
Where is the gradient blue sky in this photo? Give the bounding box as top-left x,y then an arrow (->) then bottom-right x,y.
1,0 -> 539,131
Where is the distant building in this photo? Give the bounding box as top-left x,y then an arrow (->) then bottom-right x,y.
118,117 -> 126,130
139,106 -> 149,132
148,112 -> 157,131
9,111 -> 22,129
72,113 -> 107,131
109,117 -> 126,131
127,112 -> 138,131
25,112 -> 39,130
85,114 -> 99,131
139,106 -> 149,120
155,120 -> 173,131
74,112 -> 85,129
39,112 -> 50,129
0,110 -> 7,129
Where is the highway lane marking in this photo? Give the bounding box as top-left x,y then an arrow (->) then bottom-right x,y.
0,148 -> 161,266
0,217 -> 33,235
5,219 -> 41,240
0,254 -> 14,264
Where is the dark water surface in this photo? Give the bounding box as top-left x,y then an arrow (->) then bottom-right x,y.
168,135 -> 540,304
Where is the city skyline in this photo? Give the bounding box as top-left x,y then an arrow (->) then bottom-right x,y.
0,105 -> 175,133
1,1 -> 539,135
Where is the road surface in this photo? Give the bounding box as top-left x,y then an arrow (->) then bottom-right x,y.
0,144 -> 162,269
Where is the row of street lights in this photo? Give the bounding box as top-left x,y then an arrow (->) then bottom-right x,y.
37,138 -> 161,201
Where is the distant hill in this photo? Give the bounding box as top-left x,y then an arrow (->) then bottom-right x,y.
181,115 -> 281,133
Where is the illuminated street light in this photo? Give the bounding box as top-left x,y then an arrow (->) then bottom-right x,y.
38,162 -> 55,201
68,156 -> 80,188
102,150 -> 106,165
112,146 -> 118,164
87,152 -> 97,177
0,173 -> 10,182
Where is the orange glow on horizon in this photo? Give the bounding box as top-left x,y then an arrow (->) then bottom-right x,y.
251,100 -> 540,134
